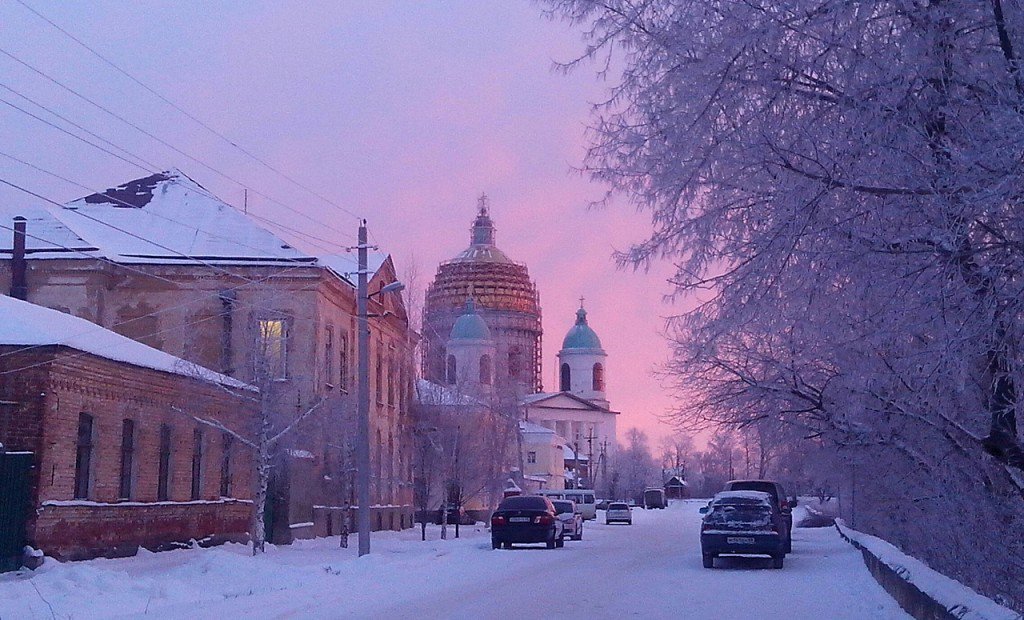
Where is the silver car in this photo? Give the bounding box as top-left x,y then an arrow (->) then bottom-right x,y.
552,500 -> 584,540
605,502 -> 632,525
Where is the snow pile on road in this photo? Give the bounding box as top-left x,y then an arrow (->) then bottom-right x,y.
836,520 -> 1021,620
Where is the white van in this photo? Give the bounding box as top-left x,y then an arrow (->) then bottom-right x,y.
536,489 -> 597,520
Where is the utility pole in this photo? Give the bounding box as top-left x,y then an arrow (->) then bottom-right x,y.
357,221 -> 371,556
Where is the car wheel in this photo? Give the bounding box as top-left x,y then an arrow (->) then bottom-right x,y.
702,553 -> 714,569
772,554 -> 784,569
491,538 -> 500,550
784,537 -> 792,554
556,536 -> 565,548
546,531 -> 557,549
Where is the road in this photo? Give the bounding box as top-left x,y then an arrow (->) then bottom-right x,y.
181,500 -> 908,619
2,500 -> 911,619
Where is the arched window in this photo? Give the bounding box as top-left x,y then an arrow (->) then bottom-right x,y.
508,347 -> 522,379
480,354 -> 492,385
593,363 -> 605,391
446,355 -> 457,385
560,363 -> 571,392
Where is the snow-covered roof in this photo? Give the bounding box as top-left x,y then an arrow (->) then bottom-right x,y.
562,445 -> 589,461
519,420 -> 555,435
48,171 -> 317,266
0,296 -> 253,390
0,204 -> 97,259
519,391 -> 617,413
414,379 -> 483,407
318,252 -> 389,287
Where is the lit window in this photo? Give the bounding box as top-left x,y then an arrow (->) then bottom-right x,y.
257,318 -> 288,379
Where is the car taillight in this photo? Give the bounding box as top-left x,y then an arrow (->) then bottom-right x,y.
701,522 -> 710,533
491,515 -> 505,526
535,515 -> 553,525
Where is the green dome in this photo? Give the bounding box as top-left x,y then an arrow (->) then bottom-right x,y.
561,308 -> 603,350
449,298 -> 492,341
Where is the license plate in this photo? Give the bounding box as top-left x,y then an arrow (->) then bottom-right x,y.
509,517 -> 530,523
727,537 -> 755,544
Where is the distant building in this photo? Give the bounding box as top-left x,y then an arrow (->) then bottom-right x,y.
0,296 -> 255,562
422,197 -> 543,396
519,421 -> 568,492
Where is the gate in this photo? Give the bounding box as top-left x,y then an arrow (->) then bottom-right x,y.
0,450 -> 34,572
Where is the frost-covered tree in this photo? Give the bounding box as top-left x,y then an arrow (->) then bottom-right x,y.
547,0 -> 1024,608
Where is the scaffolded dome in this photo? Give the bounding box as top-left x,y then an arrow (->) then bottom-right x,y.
423,196 -> 543,393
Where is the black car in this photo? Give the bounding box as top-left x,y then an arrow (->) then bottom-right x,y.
491,495 -> 565,549
435,504 -> 474,526
700,491 -> 787,569
723,479 -> 796,553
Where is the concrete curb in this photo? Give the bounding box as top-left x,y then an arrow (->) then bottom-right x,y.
834,519 -> 1021,620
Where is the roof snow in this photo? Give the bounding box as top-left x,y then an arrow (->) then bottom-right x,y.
0,296 -> 252,390
52,170 -> 317,265
318,253 -> 389,287
414,379 -> 483,407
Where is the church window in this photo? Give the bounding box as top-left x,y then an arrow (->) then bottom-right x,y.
593,363 -> 605,391
508,348 -> 522,379
480,354 -> 492,385
560,363 -> 571,392
446,355 -> 457,385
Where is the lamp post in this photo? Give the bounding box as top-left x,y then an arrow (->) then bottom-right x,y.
356,220 -> 404,557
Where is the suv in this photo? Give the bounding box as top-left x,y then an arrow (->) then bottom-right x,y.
605,502 -> 632,525
700,491 -> 787,569
723,480 -> 796,553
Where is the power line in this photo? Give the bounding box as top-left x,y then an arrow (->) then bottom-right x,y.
0,150 -> 325,271
0,85 -> 359,249
0,46 -> 358,243
13,0 -> 365,224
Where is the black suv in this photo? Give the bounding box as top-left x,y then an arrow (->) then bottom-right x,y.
723,479 -> 796,553
700,491 -> 788,569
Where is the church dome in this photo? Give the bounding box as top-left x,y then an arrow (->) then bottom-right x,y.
561,308 -> 603,351
449,298 -> 491,341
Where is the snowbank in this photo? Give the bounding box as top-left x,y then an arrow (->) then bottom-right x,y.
835,519 -> 1021,620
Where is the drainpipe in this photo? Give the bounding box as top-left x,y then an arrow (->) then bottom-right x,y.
11,216 -> 27,301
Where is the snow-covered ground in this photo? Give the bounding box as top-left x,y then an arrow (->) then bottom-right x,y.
1,500 -> 908,619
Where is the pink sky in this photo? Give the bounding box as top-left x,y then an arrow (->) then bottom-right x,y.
0,1 -> 684,445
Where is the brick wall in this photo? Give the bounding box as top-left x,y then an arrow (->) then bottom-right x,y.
0,345 -> 258,560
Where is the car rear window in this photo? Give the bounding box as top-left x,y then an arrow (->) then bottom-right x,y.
552,500 -> 574,514
706,504 -> 772,528
728,481 -> 779,501
608,503 -> 629,510
498,496 -> 548,510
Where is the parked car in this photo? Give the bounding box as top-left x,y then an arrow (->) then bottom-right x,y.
595,499 -> 611,511
700,491 -> 787,569
552,500 -> 584,541
605,502 -> 632,525
723,479 -> 796,553
643,488 -> 667,509
435,503 -> 474,526
491,495 -> 565,549
536,489 -> 597,520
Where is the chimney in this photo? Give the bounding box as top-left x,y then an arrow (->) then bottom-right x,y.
11,216 -> 27,301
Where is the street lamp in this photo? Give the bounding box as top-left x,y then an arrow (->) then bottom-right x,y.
355,222 -> 404,557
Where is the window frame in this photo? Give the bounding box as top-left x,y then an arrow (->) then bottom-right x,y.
74,413 -> 94,500
118,418 -> 136,500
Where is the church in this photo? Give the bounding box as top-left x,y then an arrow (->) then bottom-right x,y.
421,197 -> 619,492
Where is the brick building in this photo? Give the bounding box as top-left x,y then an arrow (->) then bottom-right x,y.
0,296 -> 256,561
0,170 -> 416,541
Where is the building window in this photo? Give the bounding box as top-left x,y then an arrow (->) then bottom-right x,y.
74,413 -> 94,499
446,355 -> 457,385
480,354 -> 491,385
388,352 -> 395,406
191,428 -> 203,500
118,419 -> 136,499
220,433 -> 233,497
593,363 -> 605,391
339,331 -> 350,392
527,451 -> 537,464
508,348 -> 521,379
560,363 -> 571,392
375,345 -> 384,404
257,318 -> 288,380
158,424 -> 172,501
324,326 -> 334,390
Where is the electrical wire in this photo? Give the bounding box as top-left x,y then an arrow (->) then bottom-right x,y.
12,0 -> 365,224
0,46 -> 359,243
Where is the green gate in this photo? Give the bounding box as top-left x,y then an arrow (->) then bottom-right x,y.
0,451 -> 34,572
